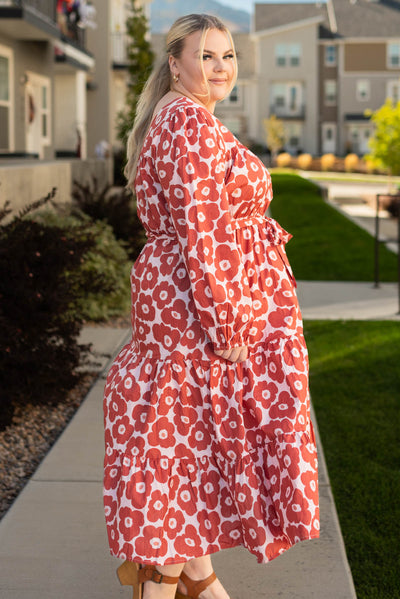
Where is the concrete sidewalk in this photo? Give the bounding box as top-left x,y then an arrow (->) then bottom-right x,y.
0,289 -> 366,599
298,280 -> 400,320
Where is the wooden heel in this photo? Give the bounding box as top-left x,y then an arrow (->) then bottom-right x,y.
117,561 -> 142,599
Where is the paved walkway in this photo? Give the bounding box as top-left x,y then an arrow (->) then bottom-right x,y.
4,173 -> 397,597
3,174 -> 400,597
0,284 -> 381,598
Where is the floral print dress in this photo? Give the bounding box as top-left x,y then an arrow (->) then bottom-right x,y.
103,96 -> 319,565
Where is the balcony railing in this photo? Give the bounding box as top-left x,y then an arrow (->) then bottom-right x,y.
270,103 -> 306,120
0,0 -> 56,22
0,0 -> 87,48
112,32 -> 129,66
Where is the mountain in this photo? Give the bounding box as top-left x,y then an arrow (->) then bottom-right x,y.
150,0 -> 251,33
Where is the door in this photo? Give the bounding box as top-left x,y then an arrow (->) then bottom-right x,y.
25,72 -> 50,158
322,123 -> 336,154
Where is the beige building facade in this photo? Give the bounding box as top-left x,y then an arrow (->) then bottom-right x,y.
86,0 -> 151,155
0,0 -> 94,160
241,0 -> 400,157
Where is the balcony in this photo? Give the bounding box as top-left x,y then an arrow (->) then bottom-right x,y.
112,32 -> 129,68
269,103 -> 306,120
0,0 -> 59,40
0,0 -> 86,50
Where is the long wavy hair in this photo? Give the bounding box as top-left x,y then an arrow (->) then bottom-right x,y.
124,13 -> 237,187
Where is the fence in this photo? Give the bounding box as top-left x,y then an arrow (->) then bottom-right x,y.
374,193 -> 400,314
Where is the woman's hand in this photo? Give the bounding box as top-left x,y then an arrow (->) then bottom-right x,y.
213,346 -> 248,363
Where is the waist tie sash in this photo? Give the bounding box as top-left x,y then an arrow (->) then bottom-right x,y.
147,215 -> 292,246
230,215 -> 292,246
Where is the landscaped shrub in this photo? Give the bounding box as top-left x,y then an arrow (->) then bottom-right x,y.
72,177 -> 146,261
297,153 -> 313,170
320,153 -> 336,171
34,210 -> 131,322
113,147 -> 127,187
276,152 -> 292,168
344,153 -> 360,172
0,192 -> 96,430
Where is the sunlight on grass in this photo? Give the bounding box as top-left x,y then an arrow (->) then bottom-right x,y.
270,173 -> 398,282
305,320 -> 400,599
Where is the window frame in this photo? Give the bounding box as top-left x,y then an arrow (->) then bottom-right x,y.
275,43 -> 301,67
324,79 -> 337,106
0,44 -> 14,151
324,44 -> 337,67
387,79 -> 400,103
356,79 -> 370,102
221,83 -> 243,107
387,41 -> 400,69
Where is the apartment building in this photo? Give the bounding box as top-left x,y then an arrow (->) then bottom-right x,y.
85,0 -> 151,153
251,0 -> 400,156
0,0 -> 95,159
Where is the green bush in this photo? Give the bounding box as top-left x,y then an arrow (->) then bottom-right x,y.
34,210 -> 131,322
72,177 -> 147,261
0,193 -> 95,429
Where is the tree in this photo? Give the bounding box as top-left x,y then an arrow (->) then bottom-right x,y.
116,0 -> 155,147
263,115 -> 287,165
364,99 -> 400,176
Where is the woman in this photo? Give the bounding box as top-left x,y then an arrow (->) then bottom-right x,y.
103,13 -> 319,599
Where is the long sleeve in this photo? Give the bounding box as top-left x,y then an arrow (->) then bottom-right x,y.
153,105 -> 254,350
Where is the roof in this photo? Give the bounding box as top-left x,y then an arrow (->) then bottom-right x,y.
253,0 -> 400,38
333,0 -> 400,38
253,2 -> 330,33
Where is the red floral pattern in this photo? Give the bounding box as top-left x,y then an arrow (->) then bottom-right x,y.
103,97 -> 319,565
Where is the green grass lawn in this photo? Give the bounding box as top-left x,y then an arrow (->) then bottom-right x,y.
305,320 -> 400,599
270,173 -> 398,282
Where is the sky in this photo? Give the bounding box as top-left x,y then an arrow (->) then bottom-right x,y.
217,0 -> 325,12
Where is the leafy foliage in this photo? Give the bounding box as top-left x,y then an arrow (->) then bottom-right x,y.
116,0 -> 155,147
263,115 -> 286,163
34,209 -> 131,322
0,192 -> 95,429
365,99 -> 400,175
72,177 -> 147,261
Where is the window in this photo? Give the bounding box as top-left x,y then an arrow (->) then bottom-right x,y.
271,82 -> 303,115
271,83 -> 286,107
275,44 -> 286,66
41,83 -> 50,140
289,85 -> 298,111
229,85 -> 239,104
324,80 -> 337,105
325,45 -> 337,66
387,80 -> 400,103
285,122 -> 302,149
387,42 -> 400,68
219,84 -> 242,107
289,44 -> 301,67
0,46 -> 13,151
356,80 -> 370,102
275,43 -> 301,67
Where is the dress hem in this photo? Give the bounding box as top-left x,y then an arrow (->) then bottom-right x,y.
108,532 -> 320,566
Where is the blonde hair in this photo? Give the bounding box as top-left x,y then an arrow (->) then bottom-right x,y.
125,13 -> 237,186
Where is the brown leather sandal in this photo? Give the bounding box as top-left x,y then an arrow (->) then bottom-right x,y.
117,560 -> 180,599
175,571 -> 217,599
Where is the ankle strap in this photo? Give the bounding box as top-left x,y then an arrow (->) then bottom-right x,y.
180,571 -> 217,599
139,565 -> 180,585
